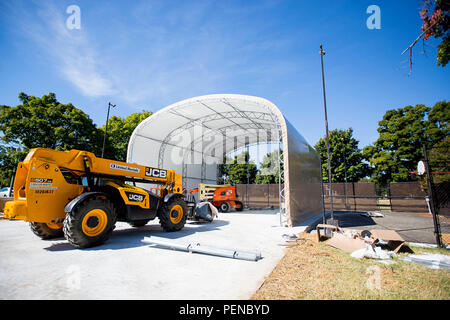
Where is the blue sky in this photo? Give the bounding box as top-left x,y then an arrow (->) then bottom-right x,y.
1,0 -> 449,155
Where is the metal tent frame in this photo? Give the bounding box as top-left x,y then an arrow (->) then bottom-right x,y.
127,94 -> 322,226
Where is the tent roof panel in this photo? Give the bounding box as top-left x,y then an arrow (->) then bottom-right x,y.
127,93 -> 322,228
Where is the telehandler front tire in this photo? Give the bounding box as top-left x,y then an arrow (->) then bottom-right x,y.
158,197 -> 187,232
30,222 -> 64,239
63,196 -> 117,248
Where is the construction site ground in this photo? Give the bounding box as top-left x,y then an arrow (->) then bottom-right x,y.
0,209 -> 307,299
1,209 -> 449,299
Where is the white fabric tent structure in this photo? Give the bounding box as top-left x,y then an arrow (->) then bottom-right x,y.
127,94 -> 322,226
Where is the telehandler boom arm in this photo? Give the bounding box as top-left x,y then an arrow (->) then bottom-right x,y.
20,148 -> 182,189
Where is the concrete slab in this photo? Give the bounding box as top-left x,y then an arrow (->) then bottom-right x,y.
0,210 -> 306,300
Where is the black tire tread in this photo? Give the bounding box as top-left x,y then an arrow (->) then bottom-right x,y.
29,222 -> 64,240
63,196 -> 117,248
158,197 -> 187,232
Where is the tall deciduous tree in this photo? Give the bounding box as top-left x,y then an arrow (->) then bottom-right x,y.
221,151 -> 257,185
100,111 -> 152,162
255,150 -> 283,184
363,101 -> 449,185
0,145 -> 28,187
314,128 -> 369,183
0,92 -> 102,186
0,92 -> 102,152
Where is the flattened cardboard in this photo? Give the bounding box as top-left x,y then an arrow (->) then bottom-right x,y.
325,233 -> 367,253
370,230 -> 404,242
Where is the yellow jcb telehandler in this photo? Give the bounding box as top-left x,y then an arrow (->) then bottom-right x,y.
3,148 -> 187,248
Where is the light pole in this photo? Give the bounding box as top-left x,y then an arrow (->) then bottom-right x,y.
319,44 -> 335,224
341,137 -> 348,210
101,102 -> 116,158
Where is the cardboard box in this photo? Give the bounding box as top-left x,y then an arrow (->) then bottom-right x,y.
370,229 -> 406,253
325,233 -> 368,253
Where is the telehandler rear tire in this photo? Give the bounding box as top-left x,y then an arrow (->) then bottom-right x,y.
30,222 -> 64,239
63,196 -> 117,248
158,197 -> 187,232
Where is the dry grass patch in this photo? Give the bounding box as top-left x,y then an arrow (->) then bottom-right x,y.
251,232 -> 450,300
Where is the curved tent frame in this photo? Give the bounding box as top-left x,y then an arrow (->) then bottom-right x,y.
127,94 -> 322,226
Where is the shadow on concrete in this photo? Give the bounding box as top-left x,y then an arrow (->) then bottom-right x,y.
308,211 -> 377,230
44,219 -> 229,252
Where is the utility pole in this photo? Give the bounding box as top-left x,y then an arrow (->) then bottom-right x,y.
341,137 -> 348,210
246,138 -> 250,209
319,44 -> 335,224
101,102 -> 116,158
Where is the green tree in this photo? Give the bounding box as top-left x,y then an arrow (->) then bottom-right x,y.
363,101 -> 449,185
255,150 -> 282,184
314,128 -> 369,183
0,93 -> 102,153
0,145 -> 28,187
100,111 -> 152,162
0,92 -> 102,186
217,154 -> 231,184
428,100 -> 450,137
221,151 -> 257,185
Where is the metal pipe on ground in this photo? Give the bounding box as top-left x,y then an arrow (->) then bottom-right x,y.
142,237 -> 262,261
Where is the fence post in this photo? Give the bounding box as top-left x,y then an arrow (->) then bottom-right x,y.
423,144 -> 442,248
388,183 -> 392,212
246,183 -> 249,209
320,174 -> 326,223
352,182 -> 356,211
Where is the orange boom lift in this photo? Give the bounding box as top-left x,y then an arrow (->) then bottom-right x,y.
187,184 -> 244,213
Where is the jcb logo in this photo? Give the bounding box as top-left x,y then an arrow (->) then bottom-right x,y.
145,167 -> 167,179
125,192 -> 145,202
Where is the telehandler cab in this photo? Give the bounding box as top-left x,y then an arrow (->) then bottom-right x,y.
3,148 -> 187,248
